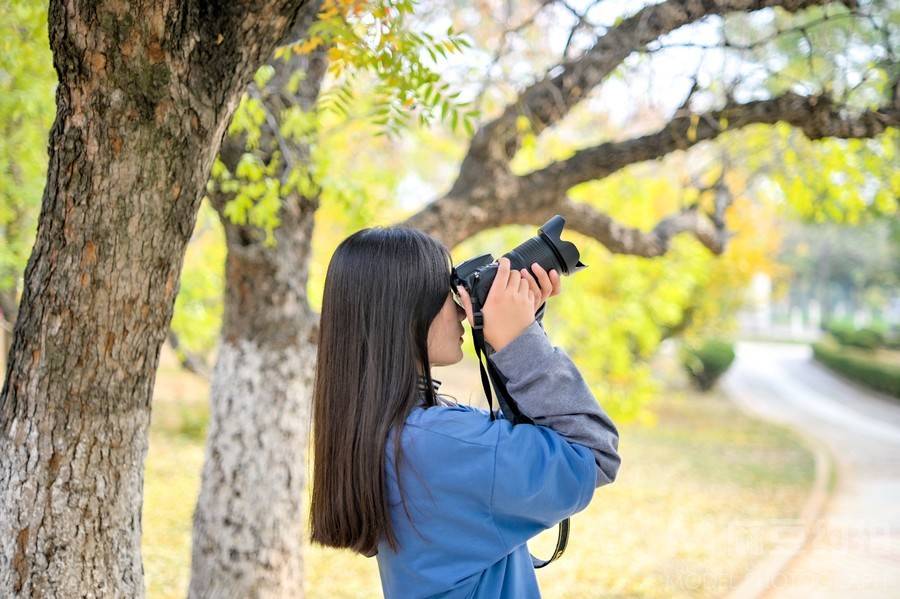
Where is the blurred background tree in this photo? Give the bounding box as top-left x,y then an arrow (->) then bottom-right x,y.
0,3 -> 55,358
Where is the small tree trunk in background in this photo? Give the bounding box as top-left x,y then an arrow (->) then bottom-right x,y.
188,18 -> 326,595
189,199 -> 320,598
0,2 -> 311,596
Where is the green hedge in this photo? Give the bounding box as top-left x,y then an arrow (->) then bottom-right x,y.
851,327 -> 884,350
812,342 -> 900,399
822,320 -> 855,345
886,331 -> 900,350
680,339 -> 736,391
822,319 -> 893,350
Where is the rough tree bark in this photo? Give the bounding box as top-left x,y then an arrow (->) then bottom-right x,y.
187,0 -> 897,595
188,9 -> 326,597
0,2 -> 314,597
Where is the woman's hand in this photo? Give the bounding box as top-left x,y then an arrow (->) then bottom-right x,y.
518,261 -> 561,313
456,257 -> 561,352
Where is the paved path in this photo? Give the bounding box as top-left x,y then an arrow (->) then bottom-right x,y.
721,341 -> 900,598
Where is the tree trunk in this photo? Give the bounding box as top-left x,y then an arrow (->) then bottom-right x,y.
189,17 -> 326,595
189,196 -> 320,599
0,2 -> 312,597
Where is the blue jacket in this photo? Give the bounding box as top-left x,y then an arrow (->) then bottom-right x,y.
375,319 -> 621,598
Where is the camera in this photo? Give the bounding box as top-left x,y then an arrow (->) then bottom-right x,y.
451,214 -> 587,312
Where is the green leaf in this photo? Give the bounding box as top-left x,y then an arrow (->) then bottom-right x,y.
235,153 -> 264,182
463,116 -> 475,137
253,64 -> 275,89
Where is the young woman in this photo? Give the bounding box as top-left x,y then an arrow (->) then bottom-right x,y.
309,225 -> 621,598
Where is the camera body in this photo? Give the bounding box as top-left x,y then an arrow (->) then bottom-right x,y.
451,215 -> 587,310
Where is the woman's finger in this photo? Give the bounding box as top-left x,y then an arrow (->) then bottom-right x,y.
506,266 -> 521,294
520,268 -> 540,297
521,268 -> 541,311
530,263 -> 552,302
490,257 -> 511,299
517,275 -> 530,300
457,286 -> 474,326
549,269 -> 562,296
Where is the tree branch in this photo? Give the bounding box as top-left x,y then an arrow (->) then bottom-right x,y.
402,90 -> 895,257
166,330 -> 211,379
522,91 -> 899,197
162,1 -> 317,103
450,0 -> 849,190
471,1 -> 556,113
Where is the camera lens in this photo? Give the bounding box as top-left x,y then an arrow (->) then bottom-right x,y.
503,237 -> 563,274
502,215 -> 586,276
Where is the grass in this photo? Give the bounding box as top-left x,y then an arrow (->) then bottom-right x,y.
141,347 -> 817,598
143,429 -> 206,597
546,389 -> 815,599
142,360 -> 210,598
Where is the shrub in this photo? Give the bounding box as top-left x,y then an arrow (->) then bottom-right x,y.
822,318 -> 888,351
882,326 -> 900,350
844,327 -> 884,351
812,342 -> 900,399
822,319 -> 856,346
680,338 -> 736,391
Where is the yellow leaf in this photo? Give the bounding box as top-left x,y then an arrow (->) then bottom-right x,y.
328,62 -> 344,78
293,36 -> 322,55
687,114 -> 699,143
317,0 -> 340,19
516,115 -> 530,132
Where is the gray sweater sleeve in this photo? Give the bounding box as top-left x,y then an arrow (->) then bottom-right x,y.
485,319 -> 621,488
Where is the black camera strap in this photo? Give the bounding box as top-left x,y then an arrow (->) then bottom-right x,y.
469,305 -> 569,570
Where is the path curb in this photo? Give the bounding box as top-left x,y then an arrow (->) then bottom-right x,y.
723,393 -> 836,599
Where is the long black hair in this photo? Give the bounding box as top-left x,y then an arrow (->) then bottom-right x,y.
309,225 -> 455,556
